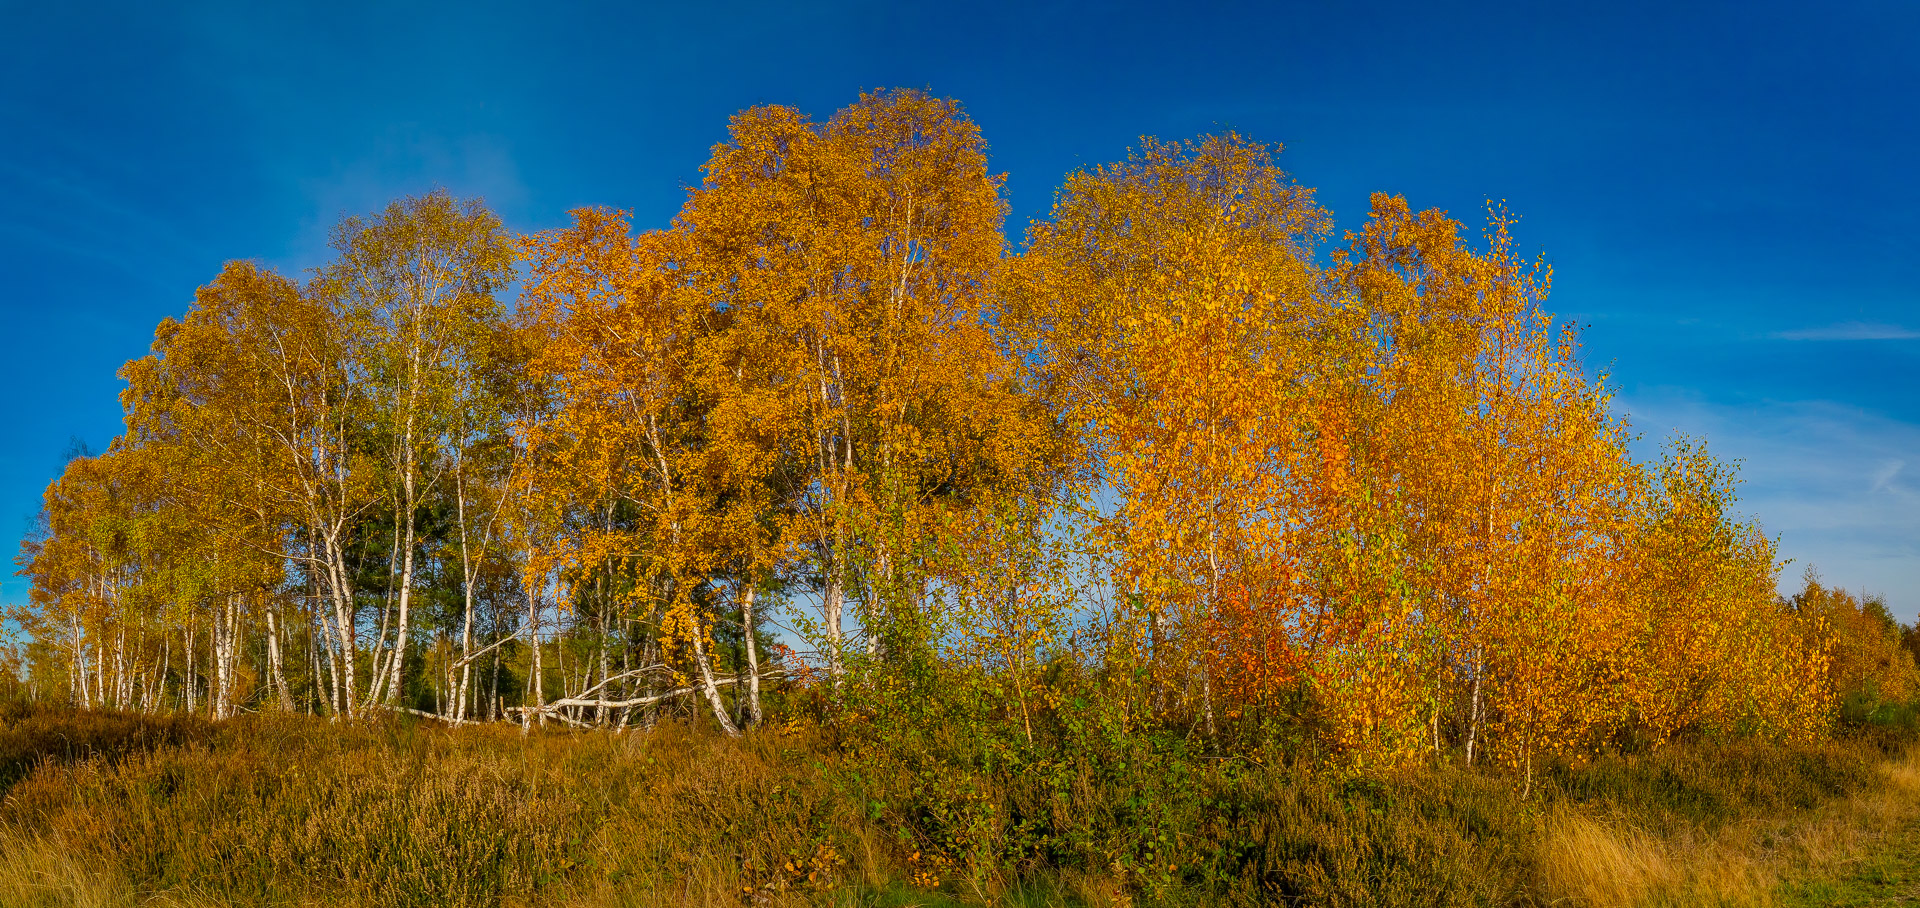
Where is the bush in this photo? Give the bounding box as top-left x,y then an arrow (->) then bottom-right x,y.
0,705 -> 1907,907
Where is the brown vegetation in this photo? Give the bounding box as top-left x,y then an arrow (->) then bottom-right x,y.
0,705 -> 1913,907
11,87 -> 1920,908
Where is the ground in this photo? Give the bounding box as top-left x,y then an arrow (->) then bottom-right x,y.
1778,819 -> 1920,906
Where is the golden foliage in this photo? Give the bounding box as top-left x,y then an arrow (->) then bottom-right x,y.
17,89 -> 1879,779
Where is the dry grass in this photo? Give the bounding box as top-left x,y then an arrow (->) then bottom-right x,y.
1536,745 -> 1920,907
0,705 -> 1914,907
0,713 -> 879,908
0,830 -> 142,908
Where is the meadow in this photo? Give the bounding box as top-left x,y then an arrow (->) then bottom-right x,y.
1,700 -> 1917,907
14,87 -> 1920,908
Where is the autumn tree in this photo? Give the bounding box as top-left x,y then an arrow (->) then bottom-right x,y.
1003,133 -> 1335,736
519,209 -> 749,732
117,261 -> 365,716
318,190 -> 515,710
1329,196 -> 1642,775
11,91 -> 1868,786
679,89 -> 1044,683
1602,443 -> 1830,746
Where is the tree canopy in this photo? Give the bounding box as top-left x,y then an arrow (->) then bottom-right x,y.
18,90 -> 1898,779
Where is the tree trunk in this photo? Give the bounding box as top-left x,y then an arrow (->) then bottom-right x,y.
1147,606 -> 1165,715
182,624 -> 196,715
739,585 -> 763,726
309,610 -> 325,716
71,610 -> 90,709
1204,537 -> 1222,741
96,626 -> 107,710
318,530 -> 359,717
527,586 -> 545,727
597,616 -> 612,727
380,334 -> 428,711
1466,653 -> 1485,766
112,626 -> 127,710
824,570 -> 845,683
372,481 -> 418,706
212,595 -> 238,720
385,482 -> 419,708
617,621 -> 634,730
367,504 -> 401,706
691,611 -> 741,737
642,635 -> 659,729
487,630 -> 503,721
266,607 -> 294,711
455,467 -> 476,722
869,546 -> 891,662
154,635 -> 171,713
209,606 -> 223,719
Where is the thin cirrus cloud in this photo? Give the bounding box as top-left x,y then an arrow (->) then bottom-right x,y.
1621,392 -> 1920,620
1771,322 -> 1920,341
278,130 -> 530,275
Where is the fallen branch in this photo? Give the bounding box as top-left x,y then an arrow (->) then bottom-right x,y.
506,669 -> 786,714
370,703 -> 453,722
449,634 -> 522,671
568,665 -> 674,703
515,708 -> 594,729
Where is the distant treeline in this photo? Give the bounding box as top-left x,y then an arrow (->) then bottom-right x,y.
13,88 -> 1920,777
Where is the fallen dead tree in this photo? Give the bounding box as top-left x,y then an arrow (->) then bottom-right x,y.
505,668 -> 786,732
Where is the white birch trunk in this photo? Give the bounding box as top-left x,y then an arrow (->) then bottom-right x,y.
266,607 -> 294,711
212,596 -> 238,720
385,459 -> 418,707
691,613 -> 741,737
182,624 -> 196,715
112,626 -> 127,710
824,571 -> 844,681
1466,655 -> 1485,766
527,586 -> 545,727
319,529 -> 359,716
740,585 -> 762,726
596,621 -> 612,727
71,609 -> 87,709
366,504 -> 401,707
454,463 -> 476,722
152,636 -> 170,714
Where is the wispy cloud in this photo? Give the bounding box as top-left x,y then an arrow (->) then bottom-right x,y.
1771,321 -> 1920,341
1871,460 -> 1906,495
1621,393 -> 1920,618
280,130 -> 529,274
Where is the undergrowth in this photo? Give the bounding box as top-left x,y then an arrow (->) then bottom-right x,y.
0,704 -> 1913,907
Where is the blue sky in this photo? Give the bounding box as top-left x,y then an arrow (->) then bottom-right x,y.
3,1 -> 1915,616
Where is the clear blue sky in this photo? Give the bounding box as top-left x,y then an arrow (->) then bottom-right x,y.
3,1 -> 1915,615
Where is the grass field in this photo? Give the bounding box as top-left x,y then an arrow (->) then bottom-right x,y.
0,704 -> 1914,907
1772,762 -> 1920,907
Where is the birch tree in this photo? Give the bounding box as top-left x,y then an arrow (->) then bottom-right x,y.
318,191 -> 514,710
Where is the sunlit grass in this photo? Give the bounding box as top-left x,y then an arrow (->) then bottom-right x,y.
0,705 -> 1912,907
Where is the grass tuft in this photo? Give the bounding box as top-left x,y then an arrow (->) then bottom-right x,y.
0,708 -> 1913,906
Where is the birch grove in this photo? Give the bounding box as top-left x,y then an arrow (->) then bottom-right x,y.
12,90 -> 1859,765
